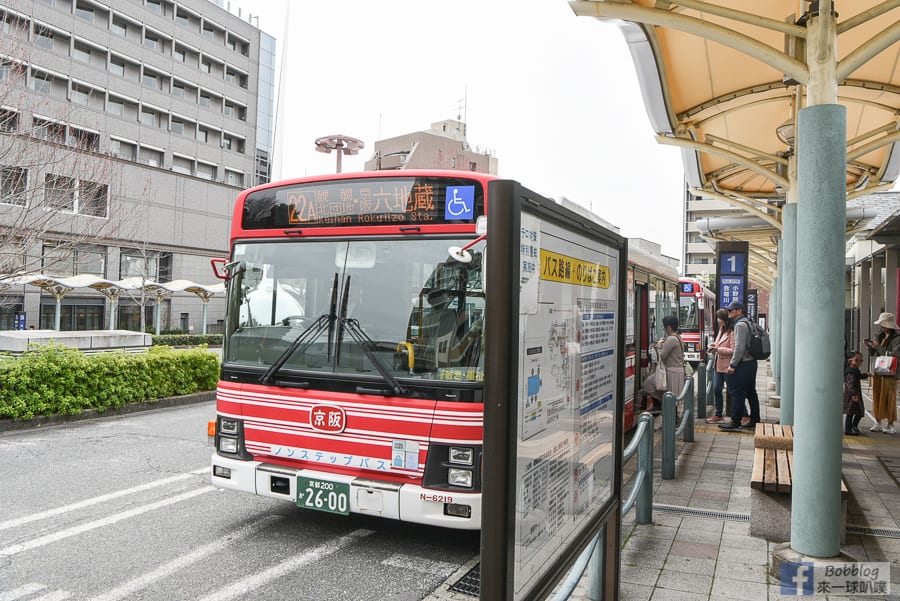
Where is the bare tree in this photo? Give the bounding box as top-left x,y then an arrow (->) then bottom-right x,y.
0,12 -> 131,309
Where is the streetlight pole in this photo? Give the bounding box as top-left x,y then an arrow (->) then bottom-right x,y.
314,134 -> 364,173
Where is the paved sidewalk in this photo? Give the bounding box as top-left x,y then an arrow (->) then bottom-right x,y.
567,362 -> 900,601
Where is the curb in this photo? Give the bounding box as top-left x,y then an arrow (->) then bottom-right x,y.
0,390 -> 216,433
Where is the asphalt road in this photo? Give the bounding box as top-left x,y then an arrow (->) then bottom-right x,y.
0,402 -> 479,600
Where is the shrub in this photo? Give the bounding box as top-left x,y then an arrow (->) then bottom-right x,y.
0,343 -> 219,420
152,334 -> 223,347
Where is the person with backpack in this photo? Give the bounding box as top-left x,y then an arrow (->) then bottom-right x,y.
718,301 -> 761,432
864,312 -> 899,434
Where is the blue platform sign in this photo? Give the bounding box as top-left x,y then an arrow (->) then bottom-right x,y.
715,241 -> 749,309
719,252 -> 745,275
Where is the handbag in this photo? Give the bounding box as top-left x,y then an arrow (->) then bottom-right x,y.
874,355 -> 898,377
653,361 -> 668,393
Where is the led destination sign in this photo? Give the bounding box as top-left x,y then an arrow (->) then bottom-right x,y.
242,177 -> 486,229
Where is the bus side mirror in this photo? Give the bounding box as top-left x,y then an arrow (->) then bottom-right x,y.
211,258 -> 229,280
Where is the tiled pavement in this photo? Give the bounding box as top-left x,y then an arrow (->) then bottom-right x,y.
566,363 -> 900,601
427,363 -> 900,600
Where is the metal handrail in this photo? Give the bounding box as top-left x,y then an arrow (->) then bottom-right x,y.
549,412 -> 655,601
662,377 -> 694,480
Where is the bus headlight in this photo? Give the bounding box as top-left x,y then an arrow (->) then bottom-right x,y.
448,468 -> 473,488
218,437 -> 238,454
219,418 -> 239,434
449,446 -> 474,466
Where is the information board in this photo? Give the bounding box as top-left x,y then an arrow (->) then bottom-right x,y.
514,213 -> 619,597
481,180 -> 624,601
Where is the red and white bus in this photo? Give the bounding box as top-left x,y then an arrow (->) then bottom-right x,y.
678,277 -> 716,366
210,170 -> 492,529
624,240 -> 679,431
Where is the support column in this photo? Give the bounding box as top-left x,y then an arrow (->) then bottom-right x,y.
859,261 -> 872,350
791,102 -> 846,558
872,253 -> 885,314
887,248 -> 899,316
772,245 -> 781,396
779,204 -> 797,425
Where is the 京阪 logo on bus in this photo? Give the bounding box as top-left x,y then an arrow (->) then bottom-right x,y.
310,405 -> 346,433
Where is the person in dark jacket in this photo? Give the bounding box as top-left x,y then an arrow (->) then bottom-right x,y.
843,350 -> 868,435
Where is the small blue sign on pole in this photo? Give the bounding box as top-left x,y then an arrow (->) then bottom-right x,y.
715,242 -> 749,309
14,312 -> 26,330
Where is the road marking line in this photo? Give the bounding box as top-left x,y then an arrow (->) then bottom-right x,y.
0,486 -> 215,557
195,529 -> 375,601
0,467 -> 209,532
381,553 -> 458,577
31,591 -> 71,601
0,583 -> 47,601
87,516 -> 281,601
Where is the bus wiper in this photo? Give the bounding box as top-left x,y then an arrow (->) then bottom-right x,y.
259,273 -> 339,385
340,317 -> 411,397
335,276 -> 410,397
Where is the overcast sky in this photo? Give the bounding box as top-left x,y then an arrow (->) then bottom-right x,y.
234,0 -> 687,259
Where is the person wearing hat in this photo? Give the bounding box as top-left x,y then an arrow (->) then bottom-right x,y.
718,301 -> 761,432
864,312 -> 899,434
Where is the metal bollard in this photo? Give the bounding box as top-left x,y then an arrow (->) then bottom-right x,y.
662,392 -> 676,480
684,378 -> 694,442
636,412 -> 654,524
697,360 -> 706,418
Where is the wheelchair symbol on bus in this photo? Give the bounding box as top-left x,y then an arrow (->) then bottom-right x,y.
445,186 -> 475,221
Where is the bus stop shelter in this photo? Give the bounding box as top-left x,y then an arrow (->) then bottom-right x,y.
570,0 -> 900,563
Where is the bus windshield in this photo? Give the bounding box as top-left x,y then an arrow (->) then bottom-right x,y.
678,295 -> 699,332
223,238 -> 484,384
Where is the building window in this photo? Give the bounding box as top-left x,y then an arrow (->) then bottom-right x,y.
172,155 -> 193,175
111,16 -> 127,37
173,46 -> 185,62
170,118 -> 183,135
33,118 -> 66,143
200,58 -> 211,74
110,138 -> 136,161
142,70 -> 161,89
30,71 -> 52,94
139,147 -> 163,167
72,42 -> 92,64
70,127 -> 99,152
139,107 -> 159,128
0,108 -> 19,133
146,0 -> 161,13
75,3 -> 94,22
79,181 -> 108,217
44,174 -> 76,211
196,127 -> 208,143
196,162 -> 215,180
33,26 -> 53,49
172,82 -> 185,97
120,250 -> 170,280
109,56 -> 125,77
224,169 -> 242,186
107,96 -> 124,115
199,93 -> 210,108
0,166 -> 27,206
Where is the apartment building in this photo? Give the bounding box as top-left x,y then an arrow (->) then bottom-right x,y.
0,0 -> 274,332
364,119 -> 498,174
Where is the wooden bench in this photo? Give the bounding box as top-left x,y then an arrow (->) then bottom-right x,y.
749,424 -> 848,543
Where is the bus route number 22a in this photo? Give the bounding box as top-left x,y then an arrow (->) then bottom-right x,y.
297,476 -> 350,515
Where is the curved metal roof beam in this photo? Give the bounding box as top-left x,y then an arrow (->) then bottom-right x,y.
847,182 -> 895,200
691,93 -> 794,127
842,78 -> 900,97
847,130 -> 900,162
679,82 -> 792,120
836,19 -> 900,81
663,0 -> 807,38
689,187 -> 782,229
569,1 -> 809,84
657,134 -> 790,190
704,134 -> 788,167
837,0 -> 900,35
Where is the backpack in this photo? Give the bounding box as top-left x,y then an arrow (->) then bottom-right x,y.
740,318 -> 771,360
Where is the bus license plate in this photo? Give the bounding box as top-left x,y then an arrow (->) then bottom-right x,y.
296,476 -> 350,515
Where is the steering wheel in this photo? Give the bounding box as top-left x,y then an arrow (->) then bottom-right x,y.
281,315 -> 311,327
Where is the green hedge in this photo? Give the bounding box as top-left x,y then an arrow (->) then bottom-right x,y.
0,344 -> 219,420
152,334 -> 223,347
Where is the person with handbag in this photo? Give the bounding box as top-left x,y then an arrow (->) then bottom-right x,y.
706,308 -> 734,424
655,314 -> 687,402
864,312 -> 899,434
